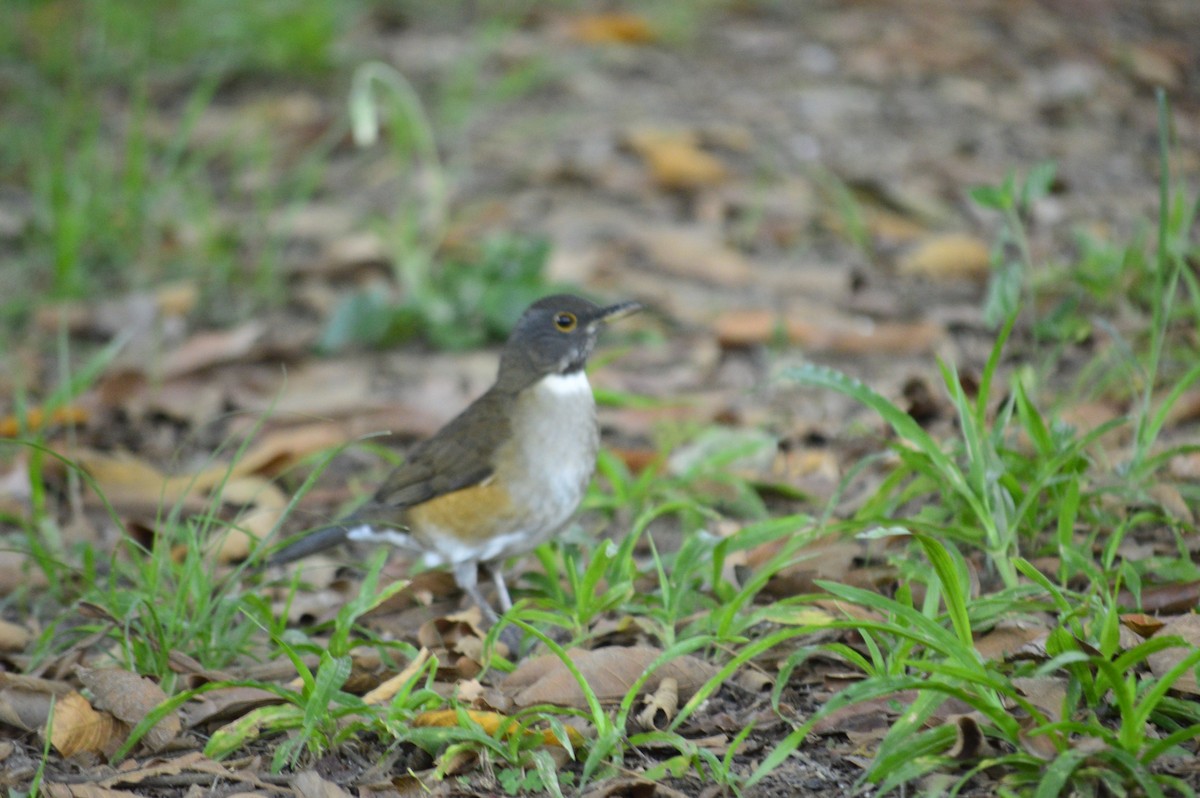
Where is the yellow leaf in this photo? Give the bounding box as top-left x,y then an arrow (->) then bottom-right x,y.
570,13 -> 657,45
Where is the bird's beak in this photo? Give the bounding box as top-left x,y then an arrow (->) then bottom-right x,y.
595,300 -> 642,324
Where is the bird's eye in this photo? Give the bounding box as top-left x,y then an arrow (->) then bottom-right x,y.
554,312 -> 577,332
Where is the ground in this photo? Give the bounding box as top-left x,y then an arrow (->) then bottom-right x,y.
1,1 -> 1199,796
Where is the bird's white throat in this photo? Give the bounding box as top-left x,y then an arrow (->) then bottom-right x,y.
537,370 -> 592,397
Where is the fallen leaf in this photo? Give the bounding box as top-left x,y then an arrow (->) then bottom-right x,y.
161,321 -> 268,379
1146,614 -> 1200,695
0,405 -> 89,437
76,668 -> 181,752
896,233 -> 991,281
1120,613 -> 1165,638
635,676 -> 678,730
974,620 -> 1050,662
0,673 -> 73,732
363,648 -> 431,706
1120,581 -> 1200,614
183,686 -> 282,729
569,13 -> 657,45
0,619 -> 32,652
945,713 -> 998,759
48,690 -> 127,758
503,646 -> 718,709
626,129 -> 727,190
43,785 -> 141,798
1012,676 -> 1067,724
714,308 -> 944,355
294,770 -> 355,798
413,708 -> 585,748
634,227 -> 753,286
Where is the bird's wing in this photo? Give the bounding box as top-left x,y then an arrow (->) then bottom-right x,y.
364,388 -> 512,512
265,389 -> 512,565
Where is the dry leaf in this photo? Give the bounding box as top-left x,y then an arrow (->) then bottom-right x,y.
0,619 -> 32,652
48,690 -> 127,758
1147,483 -> 1194,524
363,648 -> 431,706
1120,613 -> 1165,638
161,321 -> 267,379
897,233 -> 991,281
635,676 -> 678,730
503,646 -> 718,709
294,770 -> 355,798
76,668 -> 181,752
569,13 -> 657,45
44,785 -> 142,798
974,620 -> 1050,662
414,709 -> 585,747
714,308 -> 944,355
0,405 -> 88,437
945,713 -> 997,759
1121,581 -> 1200,614
1146,614 -> 1200,695
0,673 -> 73,731
183,686 -> 282,729
626,129 -> 727,190
1012,677 -> 1067,724
635,226 -> 752,286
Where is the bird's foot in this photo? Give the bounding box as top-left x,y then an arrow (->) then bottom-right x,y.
495,623 -> 524,659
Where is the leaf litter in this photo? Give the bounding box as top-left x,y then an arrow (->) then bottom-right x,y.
2,0 -> 1200,796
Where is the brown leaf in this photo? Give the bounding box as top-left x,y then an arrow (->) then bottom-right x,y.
0,673 -> 73,731
231,423 -> 348,478
161,321 -> 267,379
714,308 -> 944,355
974,620 -> 1050,662
76,668 -> 181,752
294,770 -> 355,798
580,777 -> 660,798
1146,614 -> 1200,695
945,713 -> 996,760
1123,581 -> 1200,614
413,709 -> 584,748
635,227 -> 752,286
0,551 -> 48,596
569,13 -> 657,45
43,785 -> 142,798
626,129 -> 728,191
183,686 -> 282,729
1147,483 -> 1194,524
635,677 -> 679,730
1012,676 -> 1067,724
1120,613 -> 1165,638
752,534 -> 861,599
897,233 -> 991,281
503,646 -> 718,709
48,690 -> 127,758
0,619 -> 32,652
363,648 -> 431,706
810,692 -> 912,743
0,405 -> 88,437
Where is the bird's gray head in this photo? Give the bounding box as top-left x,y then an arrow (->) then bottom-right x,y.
496,294 -> 640,391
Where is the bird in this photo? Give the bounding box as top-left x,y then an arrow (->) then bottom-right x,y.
267,294 -> 641,637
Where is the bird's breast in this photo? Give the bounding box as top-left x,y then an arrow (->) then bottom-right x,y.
504,371 -> 599,515
407,371 -> 599,566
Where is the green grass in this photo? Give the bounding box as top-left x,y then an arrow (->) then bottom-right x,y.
4,3 -> 1200,797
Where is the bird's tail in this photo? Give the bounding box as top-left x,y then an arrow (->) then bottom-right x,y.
265,524 -> 351,566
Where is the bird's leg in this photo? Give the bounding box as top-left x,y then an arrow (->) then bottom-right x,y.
452,561 -> 499,625
485,565 -> 524,655
452,561 -> 522,656
487,565 -> 514,614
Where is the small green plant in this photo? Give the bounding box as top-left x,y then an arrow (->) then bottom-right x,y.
320,57 -> 561,353
320,233 -> 562,351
